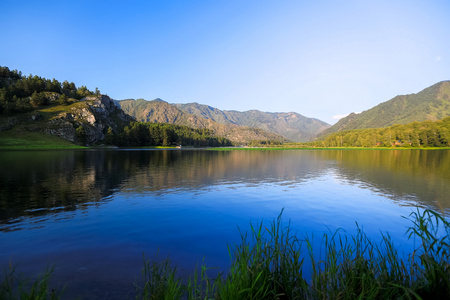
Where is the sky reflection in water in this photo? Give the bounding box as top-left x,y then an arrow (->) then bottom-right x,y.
0,149 -> 449,298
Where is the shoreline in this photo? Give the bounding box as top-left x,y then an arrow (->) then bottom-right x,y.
2,145 -> 450,151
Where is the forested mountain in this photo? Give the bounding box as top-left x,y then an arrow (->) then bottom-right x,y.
0,66 -> 231,148
0,66 -> 133,145
117,99 -> 288,144
173,102 -> 330,142
320,81 -> 450,137
3,64 -> 450,148
0,66 -> 99,114
313,117 -> 450,148
116,122 -> 232,147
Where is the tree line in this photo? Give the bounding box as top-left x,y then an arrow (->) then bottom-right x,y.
248,140 -> 283,147
105,121 -> 232,147
1,66 -> 233,148
0,66 -> 98,114
312,117 -> 450,148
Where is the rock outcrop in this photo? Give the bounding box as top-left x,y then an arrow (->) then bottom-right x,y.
45,95 -> 133,145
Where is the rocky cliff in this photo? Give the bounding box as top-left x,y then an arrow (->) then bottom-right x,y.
44,95 -> 133,145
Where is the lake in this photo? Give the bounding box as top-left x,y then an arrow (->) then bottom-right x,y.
1,149 -> 449,299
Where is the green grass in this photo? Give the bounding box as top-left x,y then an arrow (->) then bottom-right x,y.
134,209 -> 450,299
3,209 -> 449,299
0,128 -> 85,150
0,265 -> 61,300
0,107 -> 86,150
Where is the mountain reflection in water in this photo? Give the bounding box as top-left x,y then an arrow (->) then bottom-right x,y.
1,149 -> 448,229
0,149 -> 449,299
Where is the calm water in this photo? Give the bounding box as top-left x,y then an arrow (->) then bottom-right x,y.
1,149 -> 449,299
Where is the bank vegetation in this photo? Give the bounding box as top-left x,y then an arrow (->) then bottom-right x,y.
2,210 -> 449,299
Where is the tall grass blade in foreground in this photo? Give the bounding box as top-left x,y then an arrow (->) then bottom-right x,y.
0,265 -> 60,300
216,210 -> 308,299
137,209 -> 449,299
185,262 -> 218,300
405,209 -> 450,298
4,209 -> 449,299
135,254 -> 184,300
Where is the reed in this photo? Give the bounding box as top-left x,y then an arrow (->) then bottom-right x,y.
137,209 -> 449,299
0,265 -> 60,300
214,212 -> 308,299
135,255 -> 184,300
3,209 -> 449,299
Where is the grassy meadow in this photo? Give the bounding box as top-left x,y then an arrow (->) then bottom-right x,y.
0,128 -> 85,150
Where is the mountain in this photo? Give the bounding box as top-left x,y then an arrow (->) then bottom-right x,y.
4,95 -> 132,145
116,99 -> 288,144
314,117 -> 450,148
173,103 -> 330,142
0,94 -> 132,148
320,81 -> 450,137
46,95 -> 132,144
0,66 -> 133,147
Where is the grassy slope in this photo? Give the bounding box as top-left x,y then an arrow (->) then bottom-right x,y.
0,127 -> 85,150
320,81 -> 450,137
0,103 -> 87,150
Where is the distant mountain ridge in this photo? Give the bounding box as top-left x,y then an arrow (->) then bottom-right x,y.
4,64 -> 450,147
116,99 -> 288,144
320,81 -> 450,137
173,102 -> 330,142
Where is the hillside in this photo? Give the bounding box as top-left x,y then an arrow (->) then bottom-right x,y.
0,66 -> 238,148
173,102 -> 330,142
0,66 -> 132,148
0,95 -> 133,148
320,81 -> 450,137
116,99 -> 288,144
4,65 -> 449,146
313,117 -> 450,147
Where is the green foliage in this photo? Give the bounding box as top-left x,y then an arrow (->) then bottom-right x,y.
61,80 -> 76,98
75,125 -> 86,145
0,65 -> 96,115
136,255 -> 184,300
0,265 -> 61,300
314,117 -> 450,148
3,210 -> 450,299
115,121 -> 232,147
405,210 -> 450,297
58,94 -> 68,106
118,99 -> 290,145
76,85 -> 91,99
216,211 -> 308,299
134,209 -> 450,299
30,91 -> 47,107
104,127 -> 115,145
0,128 -> 86,150
321,81 -> 450,137
248,140 -> 283,147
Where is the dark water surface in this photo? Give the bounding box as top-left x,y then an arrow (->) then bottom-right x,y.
1,149 -> 449,299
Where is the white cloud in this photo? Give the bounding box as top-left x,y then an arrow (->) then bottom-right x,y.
332,112 -> 361,120
332,113 -> 349,120
436,56 -> 442,61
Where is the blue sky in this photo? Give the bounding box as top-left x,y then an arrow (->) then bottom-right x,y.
1,0 -> 449,124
